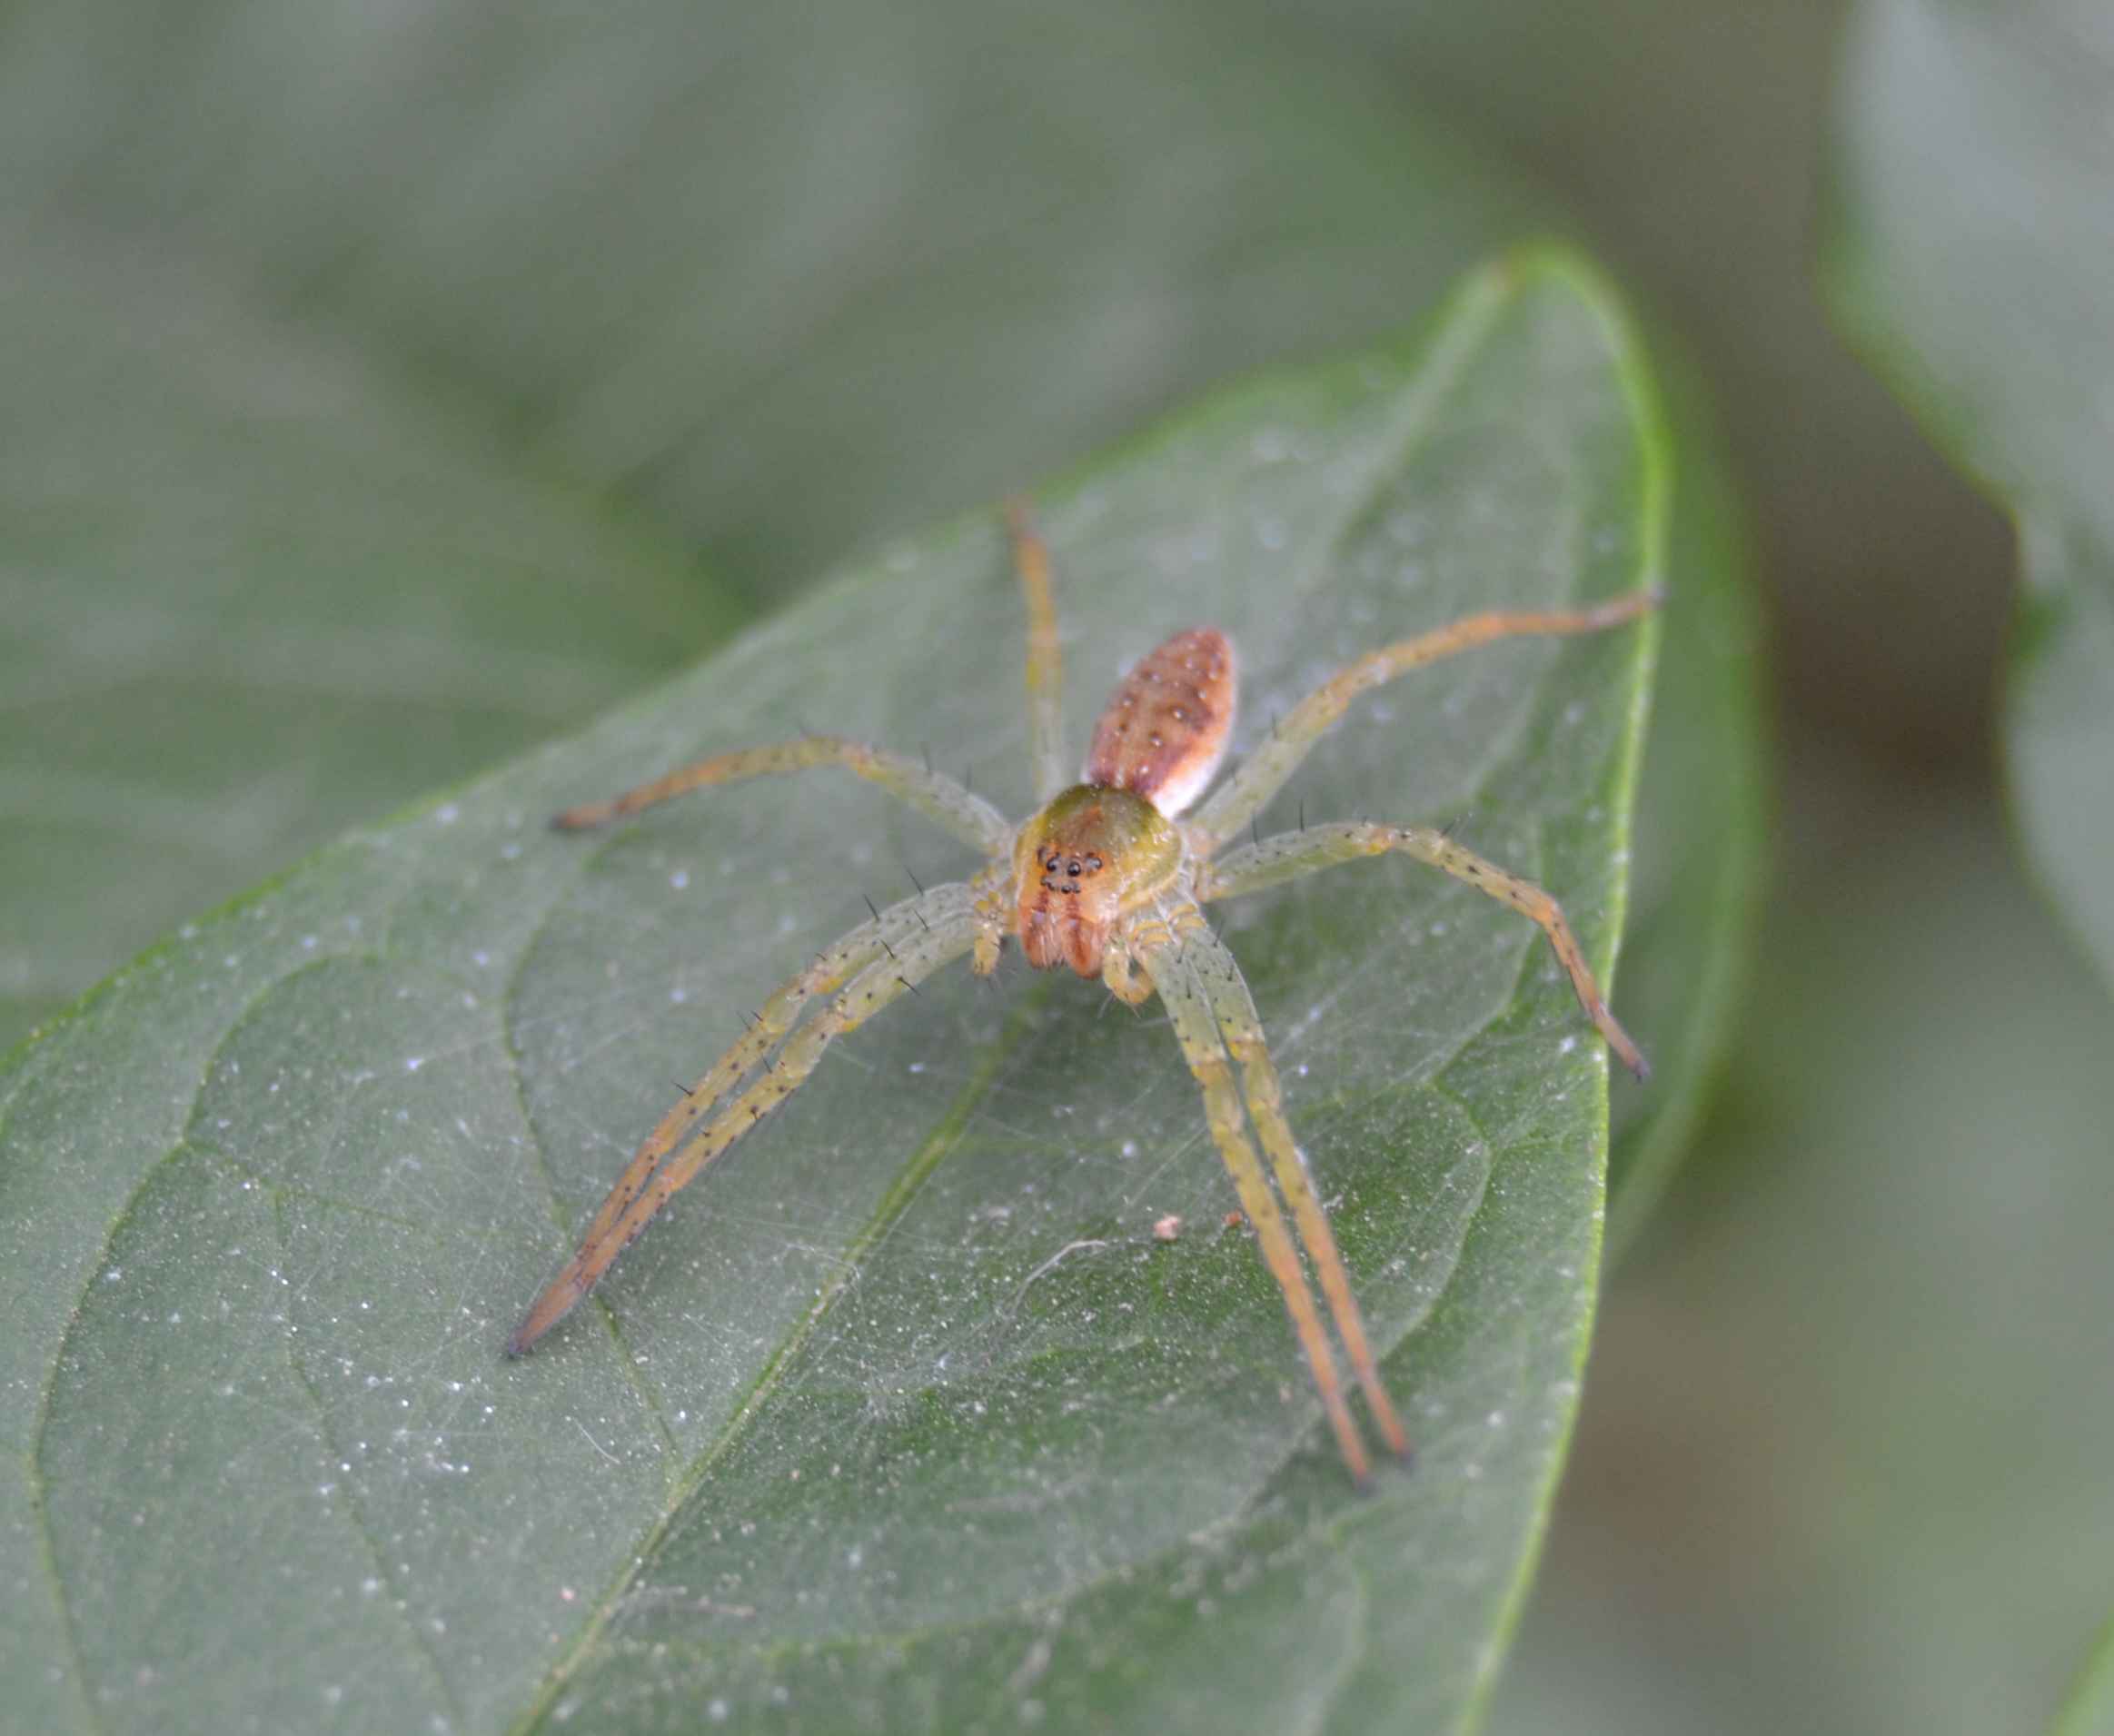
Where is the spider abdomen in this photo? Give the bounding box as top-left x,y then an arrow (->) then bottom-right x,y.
1084,628 -> 1236,818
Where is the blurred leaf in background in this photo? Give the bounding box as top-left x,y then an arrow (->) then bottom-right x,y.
1825,0 -> 2114,987
5,256 -> 1682,1732
1236,0 -> 2015,763
1494,761 -> 2114,1736
0,235 -> 739,1044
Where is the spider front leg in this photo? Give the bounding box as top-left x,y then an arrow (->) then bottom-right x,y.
1198,822 -> 1648,1079
508,882 -> 982,1355
552,734 -> 1010,857
1134,909 -> 1377,1483
1190,588 -> 1659,852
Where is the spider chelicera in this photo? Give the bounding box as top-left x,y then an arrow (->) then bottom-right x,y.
509,501 -> 1656,1483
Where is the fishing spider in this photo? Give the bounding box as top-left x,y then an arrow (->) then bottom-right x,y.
510,503 -> 1655,1483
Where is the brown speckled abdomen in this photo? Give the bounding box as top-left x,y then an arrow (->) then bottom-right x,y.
1083,629 -> 1236,817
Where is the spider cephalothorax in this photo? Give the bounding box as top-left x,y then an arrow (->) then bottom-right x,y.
1011,784 -> 1180,976
513,501 -> 1655,1484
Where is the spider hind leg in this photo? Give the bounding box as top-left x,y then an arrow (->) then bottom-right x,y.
1137,909 -> 1383,1483
1179,913 -> 1410,1461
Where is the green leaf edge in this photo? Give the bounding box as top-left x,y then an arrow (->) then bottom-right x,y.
1450,243 -> 1672,1733
1603,332 -> 1772,1256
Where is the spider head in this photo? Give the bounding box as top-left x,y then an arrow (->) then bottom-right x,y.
1012,784 -> 1183,977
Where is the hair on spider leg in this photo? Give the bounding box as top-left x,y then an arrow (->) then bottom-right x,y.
857,892 -> 903,959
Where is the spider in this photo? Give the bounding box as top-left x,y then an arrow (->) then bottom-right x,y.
509,501 -> 1657,1483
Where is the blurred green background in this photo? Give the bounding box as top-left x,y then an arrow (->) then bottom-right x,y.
5,0 -> 2109,1730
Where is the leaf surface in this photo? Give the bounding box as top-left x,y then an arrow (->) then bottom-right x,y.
5,253 -> 1677,1731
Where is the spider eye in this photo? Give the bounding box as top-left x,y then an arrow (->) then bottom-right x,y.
1067,858 -> 1082,876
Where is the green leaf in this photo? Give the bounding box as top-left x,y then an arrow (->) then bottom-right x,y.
5,251 -> 1678,1731
1824,0 -> 2114,986
0,222 -> 745,1048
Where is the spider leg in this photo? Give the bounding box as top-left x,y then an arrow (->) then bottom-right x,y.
552,736 -> 1010,857
1173,905 -> 1409,1460
508,883 -> 981,1355
1197,822 -> 1648,1079
1133,908 -> 1373,1484
514,878 -> 978,1349
1189,589 -> 1659,852
1006,497 -> 1070,806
